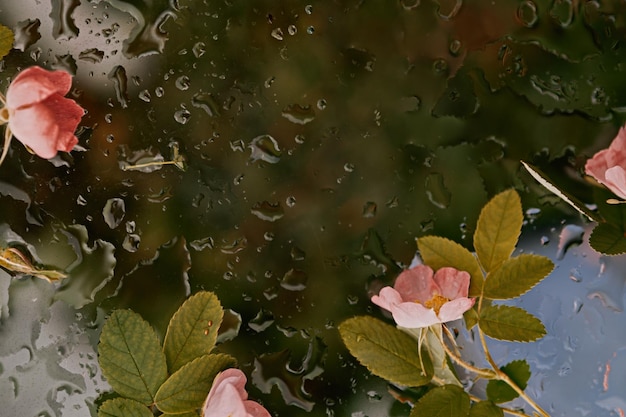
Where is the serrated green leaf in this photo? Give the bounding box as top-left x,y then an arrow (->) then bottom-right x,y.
339,316 -> 433,387
410,385 -> 470,417
474,189 -> 522,273
0,25 -> 13,61
98,398 -> 153,417
589,223 -> 626,255
98,310 -> 168,405
486,360 -> 531,404
163,291 -> 224,373
417,236 -> 484,297
155,353 -> 236,414
479,304 -> 545,342
483,254 -> 554,300
469,400 -> 504,417
463,307 -> 479,330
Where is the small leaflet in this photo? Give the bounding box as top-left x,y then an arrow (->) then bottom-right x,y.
0,25 -> 14,61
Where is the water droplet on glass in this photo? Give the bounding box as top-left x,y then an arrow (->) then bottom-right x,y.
108,65 -> 130,108
248,308 -> 275,332
281,268 -> 308,291
251,201 -> 285,222
282,104 -> 316,125
432,59 -> 449,75
362,202 -> 377,218
591,87 -> 607,105
271,28 -> 284,41
138,90 -> 152,102
517,0 -> 539,27
192,41 -> 206,58
400,0 -> 420,10
306,26 -> 315,35
305,4 -> 313,14
290,246 -> 306,261
569,268 -> 583,283
556,224 -> 584,260
102,198 -> 126,229
286,196 -> 296,207
295,134 -> 305,144
249,135 -> 282,164
425,172 -> 451,209
175,75 -> 190,91
78,48 -> 104,63
14,19 -> 41,51
549,0 -> 574,28
317,99 -> 327,110
219,237 -> 247,254
174,108 -> 191,124
122,234 -> 141,252
191,92 -> 220,116
155,86 -> 165,97
288,25 -> 297,35
449,39 -> 462,56
190,236 -> 214,251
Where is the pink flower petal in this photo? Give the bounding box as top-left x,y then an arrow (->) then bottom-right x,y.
604,166 -> 626,200
371,286 -> 403,313
437,297 -> 475,323
202,369 -> 271,417
433,267 -> 471,300
394,265 -> 439,304
391,301 -> 441,328
6,66 -> 72,109
244,400 -> 272,417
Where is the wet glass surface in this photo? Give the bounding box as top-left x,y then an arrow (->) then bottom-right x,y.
0,0 -> 625,416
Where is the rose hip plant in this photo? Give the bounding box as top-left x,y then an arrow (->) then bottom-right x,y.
339,189 -> 554,417
97,291 -> 271,417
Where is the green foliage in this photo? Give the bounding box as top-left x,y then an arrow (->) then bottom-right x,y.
473,189 -> 522,273
155,354 -> 236,413
469,401 -> 504,417
0,25 -> 13,61
163,291 -> 223,373
98,398 -> 154,417
98,310 -> 168,405
486,360 -> 531,404
410,385 -> 471,417
417,236 -> 484,297
482,255 -> 554,300
589,223 -> 626,255
98,291 -> 235,415
338,316 -> 434,387
478,304 -> 545,342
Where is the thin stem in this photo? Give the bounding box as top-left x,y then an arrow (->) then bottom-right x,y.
442,325 -> 462,357
439,335 -> 495,379
477,327 -> 550,417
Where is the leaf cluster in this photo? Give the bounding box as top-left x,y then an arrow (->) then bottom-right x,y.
97,291 -> 235,417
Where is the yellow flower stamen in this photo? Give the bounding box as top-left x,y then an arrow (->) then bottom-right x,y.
423,294 -> 449,314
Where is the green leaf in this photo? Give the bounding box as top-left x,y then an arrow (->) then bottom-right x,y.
417,236 -> 484,297
589,223 -> 626,255
163,291 -> 224,373
482,255 -> 554,300
0,25 -> 13,61
486,360 -> 531,404
410,385 -> 470,417
463,307 -> 479,330
473,189 -> 522,273
98,310 -> 168,405
339,316 -> 433,387
98,398 -> 153,417
479,304 -> 545,342
469,400 -> 504,417
155,353 -> 236,414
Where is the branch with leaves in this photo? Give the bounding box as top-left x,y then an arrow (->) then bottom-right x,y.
339,190 -> 554,417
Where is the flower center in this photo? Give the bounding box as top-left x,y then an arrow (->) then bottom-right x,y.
0,107 -> 9,125
423,294 -> 449,314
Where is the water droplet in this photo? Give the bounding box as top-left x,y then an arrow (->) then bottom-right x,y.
108,66 -> 130,108
78,48 -> 104,63
449,39 -> 462,56
290,246 -> 306,261
190,236 -> 214,251
155,86 -> 165,97
102,198 -> 126,229
191,92 -> 220,116
251,201 -> 285,222
591,87 -> 607,105
362,202 -> 377,218
306,26 -> 315,35
174,108 -> 191,124
295,134 -> 305,144
282,104 -> 316,125
286,196 -> 296,207
192,41 -> 206,58
249,135 -> 282,164
281,268 -> 308,291
425,172 -> 451,209
122,234 -> 141,252
556,224 -> 584,260
305,5 -> 313,14
287,25 -> 297,35
248,308 -> 275,332
219,237 -> 247,254
271,28 -> 284,41
317,99 -> 327,110
549,0 -> 574,28
138,90 -> 152,102
400,0 -> 420,10
14,19 -> 41,51
50,0 -> 80,40
517,1 -> 539,28
432,59 -> 449,75
569,268 -> 583,283
175,75 -> 190,91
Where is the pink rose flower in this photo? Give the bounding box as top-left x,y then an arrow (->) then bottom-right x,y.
0,66 -> 84,162
372,265 -> 475,328
585,126 -> 626,200
202,369 -> 271,417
